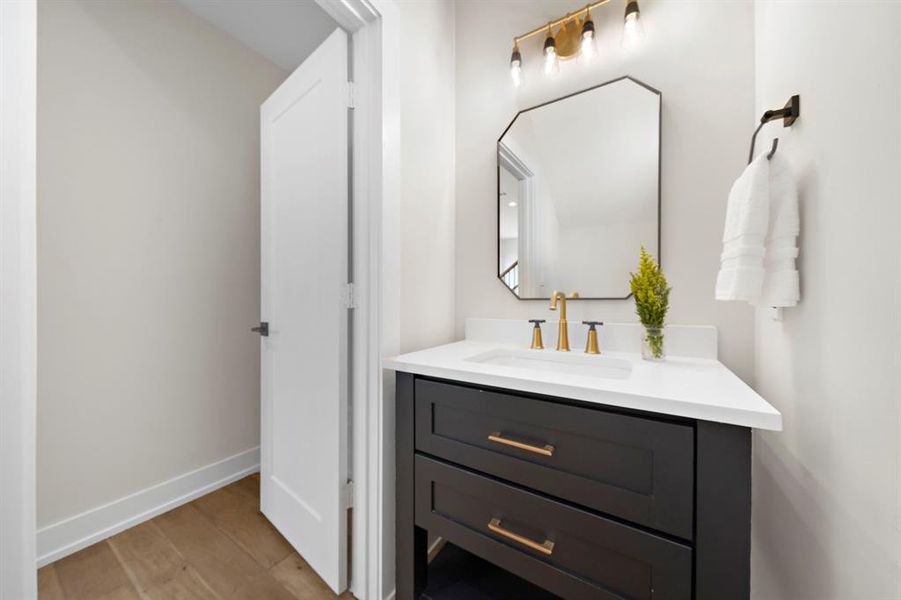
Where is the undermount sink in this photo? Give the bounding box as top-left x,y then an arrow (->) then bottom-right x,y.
465,348 -> 632,380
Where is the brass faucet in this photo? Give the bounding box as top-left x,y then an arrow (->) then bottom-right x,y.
549,290 -> 579,351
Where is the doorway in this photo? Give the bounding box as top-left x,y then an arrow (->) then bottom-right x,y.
0,1 -> 399,598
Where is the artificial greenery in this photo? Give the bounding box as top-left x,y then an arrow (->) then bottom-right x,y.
629,246 -> 671,359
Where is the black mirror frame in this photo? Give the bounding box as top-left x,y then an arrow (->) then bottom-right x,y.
496,75 -> 662,301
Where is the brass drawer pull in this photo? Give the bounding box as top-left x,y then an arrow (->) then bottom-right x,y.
487,432 -> 554,457
487,518 -> 555,556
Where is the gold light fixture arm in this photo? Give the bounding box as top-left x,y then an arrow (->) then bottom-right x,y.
513,0 -> 610,45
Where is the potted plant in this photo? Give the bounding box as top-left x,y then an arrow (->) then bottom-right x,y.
629,247 -> 670,360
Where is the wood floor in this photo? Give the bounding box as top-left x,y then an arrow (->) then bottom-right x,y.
38,474 -> 355,600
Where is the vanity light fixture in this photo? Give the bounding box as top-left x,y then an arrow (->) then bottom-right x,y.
621,0 -> 645,50
509,43 -> 523,87
543,27 -> 559,75
580,10 -> 596,62
509,1 -> 647,87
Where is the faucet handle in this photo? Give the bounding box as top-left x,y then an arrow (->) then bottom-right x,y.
529,319 -> 545,349
582,321 -> 603,354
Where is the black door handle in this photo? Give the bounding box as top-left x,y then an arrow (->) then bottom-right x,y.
252,322 -> 269,336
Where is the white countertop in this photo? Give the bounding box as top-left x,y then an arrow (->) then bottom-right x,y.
383,340 -> 782,431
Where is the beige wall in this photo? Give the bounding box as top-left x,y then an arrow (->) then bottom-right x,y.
454,0 -> 757,382
752,2 -> 901,598
37,0 -> 285,527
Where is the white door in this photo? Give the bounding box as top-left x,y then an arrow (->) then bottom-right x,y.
260,28 -> 350,594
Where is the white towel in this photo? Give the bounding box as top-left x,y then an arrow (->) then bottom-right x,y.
715,154 -> 770,302
759,153 -> 800,307
715,151 -> 800,307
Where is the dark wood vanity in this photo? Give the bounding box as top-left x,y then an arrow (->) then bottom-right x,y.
396,372 -> 752,600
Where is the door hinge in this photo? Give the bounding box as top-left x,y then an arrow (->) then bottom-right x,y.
341,282 -> 356,309
347,81 -> 355,109
342,480 -> 354,509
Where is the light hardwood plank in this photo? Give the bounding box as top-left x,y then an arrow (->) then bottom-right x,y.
191,483 -> 292,569
44,474 -> 354,600
228,474 -> 261,502
38,564 -> 67,600
95,588 -> 143,600
107,520 -> 219,600
140,571 -> 221,600
52,543 -> 140,600
269,553 -> 353,600
154,503 -> 296,600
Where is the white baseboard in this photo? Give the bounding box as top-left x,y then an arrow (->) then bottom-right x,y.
36,446 -> 260,567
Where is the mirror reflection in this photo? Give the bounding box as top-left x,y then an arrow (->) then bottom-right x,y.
498,77 -> 661,299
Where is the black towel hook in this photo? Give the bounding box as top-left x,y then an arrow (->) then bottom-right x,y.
748,95 -> 800,164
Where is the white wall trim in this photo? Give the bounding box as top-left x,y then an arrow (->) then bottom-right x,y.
368,3 -> 400,600
316,2 -> 399,600
315,0 -> 378,30
36,447 -> 260,568
0,0 -> 37,597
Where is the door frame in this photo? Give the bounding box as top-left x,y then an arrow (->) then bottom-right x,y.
0,0 -> 38,598
312,3 -> 401,598
0,0 -> 399,598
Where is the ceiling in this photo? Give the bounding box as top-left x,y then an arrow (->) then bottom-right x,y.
175,0 -> 339,71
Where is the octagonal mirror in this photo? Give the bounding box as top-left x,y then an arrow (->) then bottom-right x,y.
497,76 -> 661,299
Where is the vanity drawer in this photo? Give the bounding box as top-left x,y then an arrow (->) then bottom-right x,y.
415,455 -> 692,600
414,378 -> 694,539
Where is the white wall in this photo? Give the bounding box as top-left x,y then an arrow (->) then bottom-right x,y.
37,0 -> 285,528
398,0 -> 456,355
751,2 -> 901,598
385,1 -> 456,597
455,0 -> 758,382
400,0 -> 454,352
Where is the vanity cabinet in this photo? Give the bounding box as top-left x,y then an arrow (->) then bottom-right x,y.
396,372 -> 752,600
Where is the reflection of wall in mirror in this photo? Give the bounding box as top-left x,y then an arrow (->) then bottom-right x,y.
498,78 -> 659,298
498,166 -> 519,272
498,164 -> 521,294
555,219 -> 657,297
533,176 -> 560,297
499,136 -> 562,298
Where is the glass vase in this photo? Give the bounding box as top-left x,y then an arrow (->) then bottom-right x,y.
641,326 -> 665,361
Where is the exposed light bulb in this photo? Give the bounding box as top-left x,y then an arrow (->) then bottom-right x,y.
508,201 -> 518,208
509,44 -> 523,87
543,48 -> 559,75
580,15 -> 596,63
511,60 -> 522,87
543,30 -> 559,76
621,0 -> 645,50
